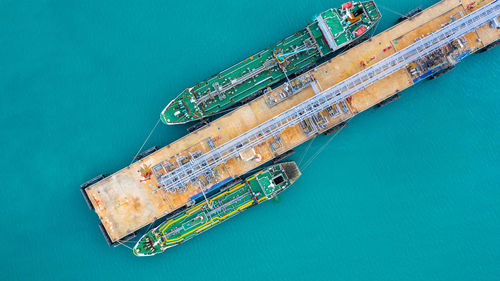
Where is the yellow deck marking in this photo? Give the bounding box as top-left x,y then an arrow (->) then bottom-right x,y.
159,168 -> 264,242
160,182 -> 249,233
196,221 -> 216,233
246,171 -> 262,182
164,219 -> 213,243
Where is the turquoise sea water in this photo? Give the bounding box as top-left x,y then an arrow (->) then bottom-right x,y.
1,0 -> 499,280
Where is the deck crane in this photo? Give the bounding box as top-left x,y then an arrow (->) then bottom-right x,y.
276,46 -> 316,63
276,46 -> 317,82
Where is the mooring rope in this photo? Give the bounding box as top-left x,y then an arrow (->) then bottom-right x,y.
370,18 -> 381,39
298,134 -> 317,166
130,118 -> 161,165
378,4 -> 405,18
301,116 -> 355,171
116,240 -> 134,250
298,14 -> 382,171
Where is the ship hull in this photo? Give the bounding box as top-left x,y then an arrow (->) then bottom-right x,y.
161,1 -> 381,125
133,162 -> 301,256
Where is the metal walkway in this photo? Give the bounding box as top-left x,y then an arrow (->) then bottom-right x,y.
159,1 -> 500,193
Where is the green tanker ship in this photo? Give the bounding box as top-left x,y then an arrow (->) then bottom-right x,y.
161,1 -> 381,125
133,162 -> 301,256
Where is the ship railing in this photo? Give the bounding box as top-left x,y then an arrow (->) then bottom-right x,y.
158,1 -> 500,192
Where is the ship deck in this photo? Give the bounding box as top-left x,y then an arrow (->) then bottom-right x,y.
83,0 -> 500,244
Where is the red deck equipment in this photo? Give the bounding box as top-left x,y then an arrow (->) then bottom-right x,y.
355,26 -> 367,36
342,2 -> 353,9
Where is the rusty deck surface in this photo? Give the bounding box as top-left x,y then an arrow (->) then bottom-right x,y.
84,0 -> 500,243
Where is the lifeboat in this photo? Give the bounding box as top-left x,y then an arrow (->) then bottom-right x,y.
342,2 -> 353,9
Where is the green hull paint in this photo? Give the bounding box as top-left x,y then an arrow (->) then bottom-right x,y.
133,162 -> 301,256
161,1 -> 381,124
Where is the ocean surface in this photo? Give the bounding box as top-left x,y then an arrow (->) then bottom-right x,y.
1,0 -> 499,280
